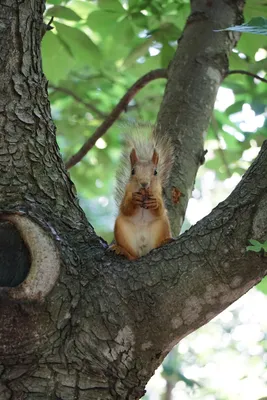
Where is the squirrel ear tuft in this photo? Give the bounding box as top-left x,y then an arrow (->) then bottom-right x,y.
130,148 -> 138,167
152,149 -> 159,166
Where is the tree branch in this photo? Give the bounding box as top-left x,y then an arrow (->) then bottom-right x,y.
65,69 -> 168,169
156,0 -> 244,236
227,69 -> 267,83
99,139 -> 267,393
49,85 -> 107,119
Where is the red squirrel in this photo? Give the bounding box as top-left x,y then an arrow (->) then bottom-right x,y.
110,126 -> 174,260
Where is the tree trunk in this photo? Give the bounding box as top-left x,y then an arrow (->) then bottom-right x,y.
1,1 -> 266,400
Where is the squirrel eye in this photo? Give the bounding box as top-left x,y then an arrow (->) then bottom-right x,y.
131,168 -> 135,175
154,169 -> 157,176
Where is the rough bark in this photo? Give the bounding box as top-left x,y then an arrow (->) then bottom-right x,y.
1,1 -> 265,400
156,0 -> 243,235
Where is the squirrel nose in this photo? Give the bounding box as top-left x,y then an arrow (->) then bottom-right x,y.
141,182 -> 148,188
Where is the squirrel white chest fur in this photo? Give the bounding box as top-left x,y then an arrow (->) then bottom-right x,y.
128,207 -> 157,257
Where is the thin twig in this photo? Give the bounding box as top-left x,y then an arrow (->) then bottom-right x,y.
49,85 -> 107,119
227,70 -> 267,84
65,68 -> 168,169
211,115 -> 231,178
42,16 -> 54,38
46,16 -> 54,31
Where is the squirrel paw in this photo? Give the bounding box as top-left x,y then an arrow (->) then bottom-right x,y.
143,195 -> 158,210
109,244 -> 136,260
132,192 -> 144,207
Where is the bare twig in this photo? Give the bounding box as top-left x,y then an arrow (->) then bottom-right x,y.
42,16 -> 54,38
211,115 -> 231,178
46,16 -> 54,31
65,68 -> 168,169
227,70 -> 267,84
49,85 -> 106,119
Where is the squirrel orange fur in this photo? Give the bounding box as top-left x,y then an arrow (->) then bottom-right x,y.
110,125 -> 174,260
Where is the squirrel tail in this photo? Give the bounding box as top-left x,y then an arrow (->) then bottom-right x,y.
115,123 -> 174,207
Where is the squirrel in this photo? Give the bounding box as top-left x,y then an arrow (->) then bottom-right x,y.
110,125 -> 174,260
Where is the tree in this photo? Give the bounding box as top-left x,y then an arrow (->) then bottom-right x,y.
0,1 -> 266,399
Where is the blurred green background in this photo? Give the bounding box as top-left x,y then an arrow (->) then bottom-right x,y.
43,1 -> 267,398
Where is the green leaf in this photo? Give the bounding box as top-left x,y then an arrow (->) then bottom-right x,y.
68,0 -> 96,19
225,101 -> 244,116
221,133 -> 242,151
98,0 -> 125,13
46,0 -> 64,4
237,28 -> 267,58
54,22 -> 102,69
87,10 -> 122,36
246,239 -> 267,253
229,53 -> 249,73
161,42 -> 175,68
249,239 -> 261,246
123,37 -> 154,68
245,0 -> 267,19
205,158 -> 221,170
128,0 -> 140,12
130,12 -> 148,29
256,277 -> 267,295
246,245 -> 262,252
112,17 -> 135,45
46,6 -> 81,21
41,31 -> 75,84
216,17 -> 267,36
249,58 -> 267,75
